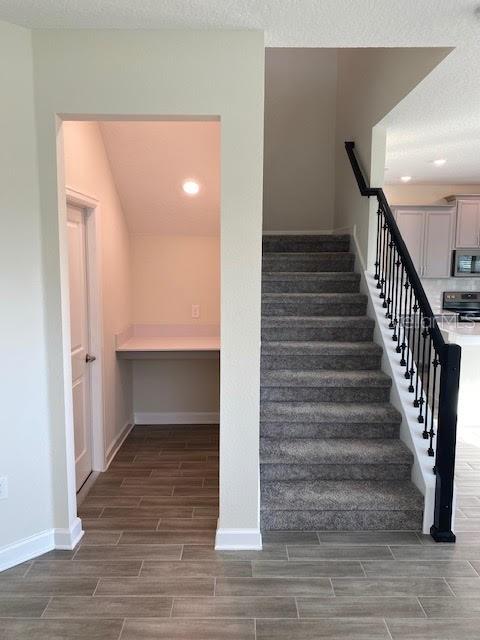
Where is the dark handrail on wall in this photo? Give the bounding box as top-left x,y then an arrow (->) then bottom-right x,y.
345,141 -> 461,543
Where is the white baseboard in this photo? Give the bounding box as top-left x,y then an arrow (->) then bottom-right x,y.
54,516 -> 84,550
134,412 -> 220,425
105,421 -> 133,469
0,529 -> 55,572
0,516 -> 84,571
215,528 -> 262,550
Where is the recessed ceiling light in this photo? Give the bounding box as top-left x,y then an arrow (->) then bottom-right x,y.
182,180 -> 200,196
433,158 -> 447,167
400,176 -> 412,183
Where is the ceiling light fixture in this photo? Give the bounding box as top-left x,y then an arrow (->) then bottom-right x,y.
400,176 -> 412,183
433,158 -> 447,167
182,180 -> 200,196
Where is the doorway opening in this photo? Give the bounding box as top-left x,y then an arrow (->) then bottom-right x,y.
61,119 -> 221,524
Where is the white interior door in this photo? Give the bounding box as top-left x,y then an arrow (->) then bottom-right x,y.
67,204 -> 93,491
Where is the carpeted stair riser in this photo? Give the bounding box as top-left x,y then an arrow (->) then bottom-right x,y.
261,509 -> 423,531
262,294 -> 367,317
262,235 -> 350,253
263,253 -> 355,273
262,272 -> 361,294
261,318 -> 375,342
260,463 -> 412,481
260,421 -> 400,439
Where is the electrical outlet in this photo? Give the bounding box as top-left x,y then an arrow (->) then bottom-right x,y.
191,304 -> 200,319
0,477 -> 7,500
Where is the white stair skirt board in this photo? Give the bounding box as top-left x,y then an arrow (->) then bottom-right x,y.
134,412 -> 220,425
215,528 -> 263,550
0,517 -> 83,571
348,226 -> 439,535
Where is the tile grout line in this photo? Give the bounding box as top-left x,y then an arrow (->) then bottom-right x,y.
117,618 -> 127,640
40,596 -> 53,619
416,596 -> 429,619
383,617 -> 394,640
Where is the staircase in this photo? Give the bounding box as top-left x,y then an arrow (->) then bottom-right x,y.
260,234 -> 424,531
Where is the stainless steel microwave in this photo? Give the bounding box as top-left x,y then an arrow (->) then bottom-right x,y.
453,249 -> 480,277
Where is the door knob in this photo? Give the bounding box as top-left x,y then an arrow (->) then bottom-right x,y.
85,354 -> 96,363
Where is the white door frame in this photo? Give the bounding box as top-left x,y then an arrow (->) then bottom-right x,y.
65,187 -> 106,478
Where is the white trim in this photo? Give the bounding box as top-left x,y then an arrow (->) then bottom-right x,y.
0,530 -> 55,572
105,421 -> 134,468
54,517 -> 84,550
134,412 -> 220,425
348,227 -> 437,534
0,517 -> 84,571
262,229 -> 335,236
66,187 -> 106,475
215,528 -> 262,550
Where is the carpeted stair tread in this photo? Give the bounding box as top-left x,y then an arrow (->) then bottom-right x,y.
262,293 -> 367,317
260,401 -> 401,424
261,370 -> 390,388
262,252 -> 355,273
261,480 -> 423,512
262,272 -> 360,293
261,316 -> 375,342
260,438 -> 412,465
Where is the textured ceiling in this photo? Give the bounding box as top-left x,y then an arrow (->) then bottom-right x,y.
1,0 -> 480,185
100,121 -> 220,236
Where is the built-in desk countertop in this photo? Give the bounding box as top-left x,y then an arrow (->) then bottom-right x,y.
115,325 -> 220,360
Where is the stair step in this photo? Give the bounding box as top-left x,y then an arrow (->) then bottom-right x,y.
262,235 -> 350,254
261,480 -> 423,530
260,439 -> 412,480
260,402 -> 401,425
262,272 -> 360,294
261,316 -> 375,342
262,293 -> 367,317
261,341 -> 382,371
261,421 -> 399,440
261,370 -> 391,402
262,252 -> 355,273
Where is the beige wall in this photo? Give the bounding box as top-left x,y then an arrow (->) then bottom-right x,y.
131,233 -> 220,421
385,183 -> 480,205
334,48 -> 451,266
263,48 -> 337,232
0,21 -> 53,553
62,121 -> 133,456
32,29 -> 264,541
131,234 -> 220,325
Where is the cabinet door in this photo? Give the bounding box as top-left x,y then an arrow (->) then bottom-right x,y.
394,209 -> 425,274
423,209 -> 454,278
456,200 -> 480,248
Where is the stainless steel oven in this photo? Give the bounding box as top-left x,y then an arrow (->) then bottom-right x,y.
453,249 -> 480,277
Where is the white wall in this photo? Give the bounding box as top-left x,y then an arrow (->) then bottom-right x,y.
31,29 -> 264,545
263,48 -> 337,232
0,21 -> 53,555
385,183 -> 480,205
62,121 -> 133,456
334,48 -> 451,266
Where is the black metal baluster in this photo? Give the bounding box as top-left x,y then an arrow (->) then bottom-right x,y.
382,227 -> 390,307
400,278 -> 410,365
429,349 -> 440,456
422,328 -> 433,437
407,295 -> 418,391
417,318 -> 428,422
386,237 -> 395,320
392,252 -> 401,340
412,304 -> 422,395
396,265 -> 405,353
374,205 -> 382,281
380,220 -> 388,298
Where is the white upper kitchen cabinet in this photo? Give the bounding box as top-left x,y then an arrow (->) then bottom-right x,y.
446,196 -> 480,248
393,206 -> 455,278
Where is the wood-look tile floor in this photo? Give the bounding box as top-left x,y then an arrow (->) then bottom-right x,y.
2,425 -> 480,639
